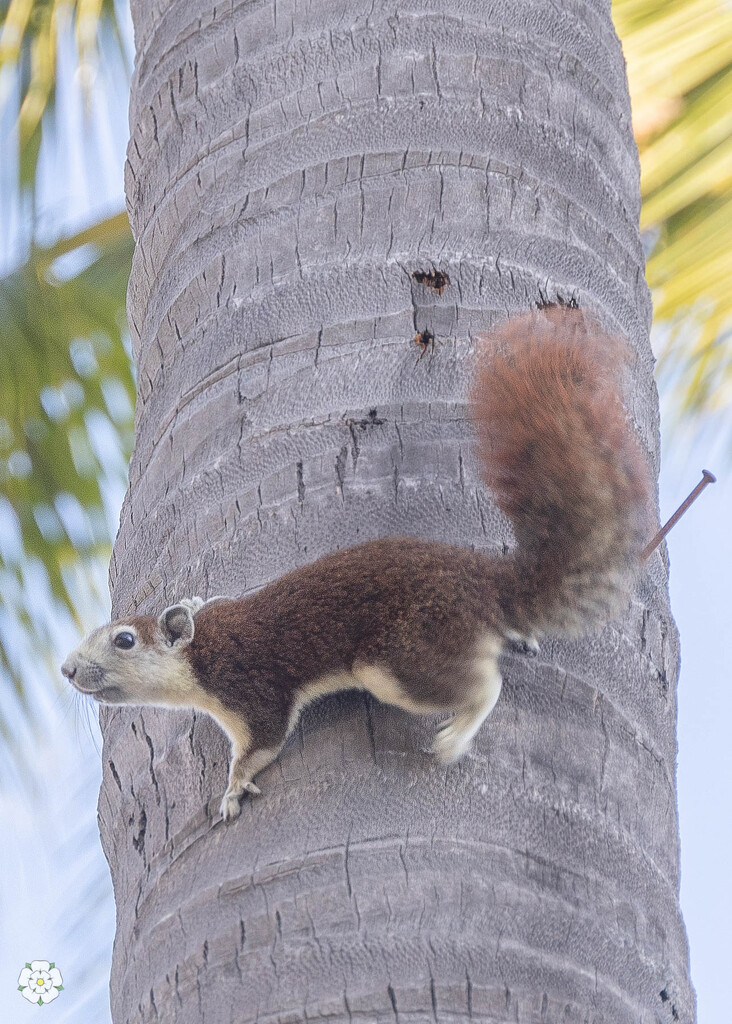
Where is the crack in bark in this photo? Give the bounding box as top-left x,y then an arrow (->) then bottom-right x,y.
387,984 -> 399,1022
109,759 -> 123,792
140,714 -> 161,806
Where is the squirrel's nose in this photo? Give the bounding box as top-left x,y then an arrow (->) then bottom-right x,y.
61,659 -> 77,680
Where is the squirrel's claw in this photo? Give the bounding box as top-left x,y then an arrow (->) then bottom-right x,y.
505,630 -> 540,655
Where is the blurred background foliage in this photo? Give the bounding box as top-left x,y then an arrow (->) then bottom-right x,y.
0,0 -> 731,759
0,0 -> 127,184
1,0 -> 133,755
615,0 -> 732,426
0,214 -> 134,721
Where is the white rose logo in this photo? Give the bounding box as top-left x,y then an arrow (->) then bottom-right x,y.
17,961 -> 64,1005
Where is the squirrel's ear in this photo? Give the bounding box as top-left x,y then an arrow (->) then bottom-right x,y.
158,604 -> 195,647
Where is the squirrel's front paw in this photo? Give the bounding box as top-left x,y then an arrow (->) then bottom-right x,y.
219,782 -> 261,821
220,791 -> 243,821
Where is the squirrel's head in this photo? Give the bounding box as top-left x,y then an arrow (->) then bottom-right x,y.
61,604 -> 198,706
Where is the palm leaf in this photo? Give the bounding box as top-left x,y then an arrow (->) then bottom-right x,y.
1,0 -> 127,188
0,211 -> 134,760
614,0 -> 732,431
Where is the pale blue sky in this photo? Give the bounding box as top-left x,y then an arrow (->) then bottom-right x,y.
0,10 -> 729,1022
663,448 -> 732,1024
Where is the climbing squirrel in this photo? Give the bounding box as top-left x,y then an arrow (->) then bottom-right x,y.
62,309 -> 652,821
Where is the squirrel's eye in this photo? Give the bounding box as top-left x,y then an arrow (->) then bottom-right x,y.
114,632 -> 135,650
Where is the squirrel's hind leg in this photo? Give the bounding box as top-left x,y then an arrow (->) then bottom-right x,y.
431,638 -> 503,763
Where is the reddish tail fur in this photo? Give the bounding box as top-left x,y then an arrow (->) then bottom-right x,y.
471,308 -> 653,636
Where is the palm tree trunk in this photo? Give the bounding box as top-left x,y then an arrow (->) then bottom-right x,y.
100,1 -> 694,1021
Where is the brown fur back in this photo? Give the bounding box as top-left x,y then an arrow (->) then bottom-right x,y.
471,308 -> 653,634
187,538 -> 507,747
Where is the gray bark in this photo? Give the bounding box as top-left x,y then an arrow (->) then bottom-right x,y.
100,1 -> 694,1021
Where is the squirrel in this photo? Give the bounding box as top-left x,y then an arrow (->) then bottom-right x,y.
61,308 -> 652,821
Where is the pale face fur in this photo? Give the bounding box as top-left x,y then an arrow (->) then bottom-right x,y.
61,604 -> 200,708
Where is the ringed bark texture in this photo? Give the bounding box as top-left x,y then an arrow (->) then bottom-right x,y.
101,1 -> 694,1022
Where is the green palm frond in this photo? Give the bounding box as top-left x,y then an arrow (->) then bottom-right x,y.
614,0 -> 732,429
0,0 -> 126,186
0,211 -> 134,737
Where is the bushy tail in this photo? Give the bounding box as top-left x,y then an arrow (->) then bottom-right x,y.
471,308 -> 653,636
